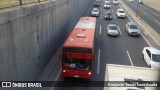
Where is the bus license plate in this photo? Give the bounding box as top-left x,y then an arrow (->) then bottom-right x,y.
74,75 -> 79,78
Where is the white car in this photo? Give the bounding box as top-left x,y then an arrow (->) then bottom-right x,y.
129,0 -> 134,3
116,9 -> 126,18
91,8 -> 99,17
142,47 -> 160,69
104,3 -> 110,9
107,23 -> 119,36
113,0 -> 119,4
138,0 -> 143,4
105,0 -> 110,4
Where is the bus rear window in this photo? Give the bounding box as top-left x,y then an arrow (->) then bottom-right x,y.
63,48 -> 92,53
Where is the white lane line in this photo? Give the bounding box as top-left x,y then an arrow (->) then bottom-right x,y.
49,67 -> 61,90
112,9 -> 113,12
126,50 -> 134,66
100,14 -> 102,19
114,15 -> 116,19
97,49 -> 101,74
144,12 -> 147,15
100,25 -> 102,34
101,7 -> 102,11
153,12 -> 159,17
118,26 -> 122,35
155,20 -> 160,25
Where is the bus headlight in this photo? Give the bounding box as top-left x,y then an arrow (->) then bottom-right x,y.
88,72 -> 91,75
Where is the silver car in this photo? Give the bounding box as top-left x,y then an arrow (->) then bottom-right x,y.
107,23 -> 119,37
125,22 -> 140,36
91,8 -> 99,17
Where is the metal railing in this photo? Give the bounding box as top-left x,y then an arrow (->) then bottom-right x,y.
0,0 -> 52,9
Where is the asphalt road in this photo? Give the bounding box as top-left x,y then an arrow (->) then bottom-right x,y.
51,0 -> 150,90
123,0 -> 160,34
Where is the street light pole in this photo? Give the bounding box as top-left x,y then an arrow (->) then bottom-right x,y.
136,2 -> 139,17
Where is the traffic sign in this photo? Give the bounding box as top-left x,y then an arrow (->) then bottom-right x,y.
140,11 -> 144,16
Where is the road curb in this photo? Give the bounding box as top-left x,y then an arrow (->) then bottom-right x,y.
119,0 -> 160,48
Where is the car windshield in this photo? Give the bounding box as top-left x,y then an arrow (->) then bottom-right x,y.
130,25 -> 138,29
152,54 -> 160,62
109,26 -> 117,30
107,13 -> 111,15
119,11 -> 124,13
105,3 -> 109,5
93,9 -> 98,12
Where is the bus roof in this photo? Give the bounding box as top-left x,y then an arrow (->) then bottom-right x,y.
64,28 -> 95,48
63,17 -> 96,48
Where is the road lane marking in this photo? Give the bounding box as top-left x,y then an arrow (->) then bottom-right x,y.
114,15 -> 116,19
97,49 -> 101,74
155,20 -> 160,25
144,12 -> 147,15
153,12 -> 159,17
101,7 -> 102,11
100,25 -> 102,34
100,14 -> 102,19
112,9 -> 113,12
126,50 -> 134,66
118,26 -> 122,35
55,68 -> 61,81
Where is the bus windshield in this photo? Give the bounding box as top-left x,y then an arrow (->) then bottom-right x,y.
63,58 -> 92,70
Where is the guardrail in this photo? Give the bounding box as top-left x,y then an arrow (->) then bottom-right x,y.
0,0 -> 52,9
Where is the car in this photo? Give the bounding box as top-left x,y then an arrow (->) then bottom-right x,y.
113,0 -> 119,4
94,2 -> 100,7
96,0 -> 101,2
107,23 -> 119,36
125,22 -> 140,36
138,0 -> 143,4
142,47 -> 160,69
116,9 -> 126,18
129,0 -> 134,3
104,11 -> 112,20
104,3 -> 110,9
105,0 -> 111,4
91,8 -> 99,17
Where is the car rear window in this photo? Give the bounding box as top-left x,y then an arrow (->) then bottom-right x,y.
130,25 -> 137,29
119,11 -> 124,13
109,26 -> 117,30
107,13 -> 111,15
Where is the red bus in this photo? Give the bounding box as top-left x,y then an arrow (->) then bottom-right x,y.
59,17 -> 96,79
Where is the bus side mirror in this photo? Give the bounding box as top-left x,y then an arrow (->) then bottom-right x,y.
59,54 -> 62,61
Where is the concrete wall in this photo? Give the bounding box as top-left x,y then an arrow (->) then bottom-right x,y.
143,0 -> 160,12
0,0 -> 93,81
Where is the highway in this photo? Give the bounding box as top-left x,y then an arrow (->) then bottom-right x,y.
123,0 -> 160,34
49,0 -> 152,90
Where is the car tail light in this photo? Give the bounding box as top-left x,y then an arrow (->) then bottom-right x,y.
88,72 -> 91,75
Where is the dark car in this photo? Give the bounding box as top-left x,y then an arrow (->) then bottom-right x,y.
104,11 -> 112,20
94,2 -> 100,7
